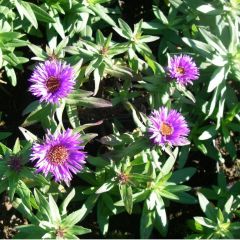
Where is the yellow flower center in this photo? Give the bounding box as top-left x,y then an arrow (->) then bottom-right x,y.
47,145 -> 69,165
176,67 -> 185,74
160,122 -> 173,136
46,76 -> 60,93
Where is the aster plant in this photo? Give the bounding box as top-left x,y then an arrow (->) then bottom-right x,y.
148,107 -> 190,148
0,138 -> 48,201
29,60 -> 75,104
31,129 -> 86,186
187,193 -> 240,239
1,0 -> 240,239
13,189 -> 92,239
167,54 -> 199,86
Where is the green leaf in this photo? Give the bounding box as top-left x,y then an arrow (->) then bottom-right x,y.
18,1 -> 38,29
62,194 -> 98,226
119,184 -> 133,214
13,198 -> 38,224
208,67 -> 225,92
222,125 -> 237,159
0,179 -> 8,195
16,181 -> 32,210
176,192 -> 197,204
5,66 -> 17,86
66,96 -> 112,108
164,184 -> 191,193
80,133 -> 98,145
182,37 -> 214,58
73,120 -> 103,133
22,101 -> 40,116
187,219 -> 204,232
14,224 -> 46,239
159,189 -> 179,200
0,132 -> 12,140
176,84 -> 196,103
199,28 -> 226,54
60,189 -> 75,216
21,104 -> 52,127
0,48 -> 2,68
67,89 -> 93,99
87,156 -> 108,167
68,225 -> 91,236
124,102 -> 146,132
153,5 -> 168,24
28,3 -> 55,23
90,4 -> 116,27
34,189 -> 51,220
66,105 -> 81,128
8,173 -> 19,201
224,195 -> 233,214
51,11 -> 65,39
0,32 -> 23,42
28,44 -> 48,60
93,67 -> 101,96
178,146 -> 190,168
85,57 -> 103,77
170,168 -> 196,184
217,171 -> 227,188
207,81 -> 225,117
96,181 -> 114,194
161,148 -> 178,176
118,18 -> 133,38
5,39 -> 29,48
130,173 -> 153,183
197,4 -> 216,14
198,126 -> 217,140
194,216 -> 215,228
155,192 -> 168,237
133,19 -> 143,36
54,37 -> 69,56
49,195 -> 61,223
96,30 -> 105,45
197,192 -> 216,220
140,201 -> 154,238
97,198 -> 110,235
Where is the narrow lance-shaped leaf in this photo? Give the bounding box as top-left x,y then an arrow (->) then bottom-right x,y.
119,184 -> 133,214
140,201 -> 154,239
197,192 -> 217,220
208,67 -> 225,92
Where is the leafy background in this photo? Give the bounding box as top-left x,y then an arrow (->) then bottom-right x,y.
0,0 -> 239,239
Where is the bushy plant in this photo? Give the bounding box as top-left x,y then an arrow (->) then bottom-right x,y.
0,0 -> 239,239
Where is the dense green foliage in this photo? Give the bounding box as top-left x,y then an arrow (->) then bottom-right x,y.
0,0 -> 239,239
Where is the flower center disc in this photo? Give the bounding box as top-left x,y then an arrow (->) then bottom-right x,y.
160,122 -> 173,136
176,67 -> 185,74
46,76 -> 60,93
47,145 -> 69,165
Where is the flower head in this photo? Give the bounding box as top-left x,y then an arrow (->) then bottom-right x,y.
8,156 -> 23,172
167,54 -> 199,85
31,129 -> 86,185
29,60 -> 75,104
148,107 -> 190,147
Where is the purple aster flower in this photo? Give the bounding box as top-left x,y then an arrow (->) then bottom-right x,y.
29,60 -> 75,104
31,129 -> 86,186
167,54 -> 199,85
148,107 -> 190,147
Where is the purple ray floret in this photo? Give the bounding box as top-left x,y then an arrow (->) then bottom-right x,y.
29,60 -> 75,104
167,54 -> 199,85
148,107 -> 190,147
31,129 -> 86,186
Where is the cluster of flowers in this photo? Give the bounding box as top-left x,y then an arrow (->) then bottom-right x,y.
28,55 -> 199,185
